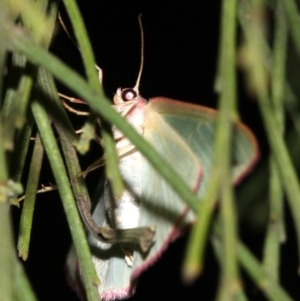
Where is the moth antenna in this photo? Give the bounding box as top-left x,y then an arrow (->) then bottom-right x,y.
58,13 -> 103,83
58,13 -> 80,51
133,14 -> 144,93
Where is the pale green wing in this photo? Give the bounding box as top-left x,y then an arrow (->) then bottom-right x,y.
131,97 -> 258,280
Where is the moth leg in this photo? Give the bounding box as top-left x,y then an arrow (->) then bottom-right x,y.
76,194 -> 155,251
121,246 -> 134,267
58,92 -> 103,146
96,65 -> 103,84
113,100 -> 136,117
79,155 -> 105,178
58,89 -> 138,178
58,92 -> 90,116
79,142 -> 136,178
117,143 -> 137,159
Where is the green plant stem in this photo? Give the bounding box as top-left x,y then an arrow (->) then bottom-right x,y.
215,1 -> 240,300
13,62 -> 37,129
9,120 -> 33,206
0,8 -> 9,202
101,121 -> 125,198
262,1 -> 287,281
183,1 -> 240,299
6,0 -> 51,43
30,96 -> 100,300
238,0 -> 299,140
212,235 -> 249,301
285,84 -> 300,138
0,3 -> 6,102
282,0 -> 300,55
0,203 -> 14,301
36,66 -> 101,300
241,0 -> 300,269
17,133 -> 44,260
62,0 -> 99,88
5,0 -> 54,133
237,126 -> 300,219
258,92 -> 300,260
212,222 -> 293,301
13,259 -> 37,301
237,242 -> 292,301
0,126 -> 8,204
2,55 -> 35,149
62,0 -> 124,201
263,161 -> 282,281
182,175 -> 219,280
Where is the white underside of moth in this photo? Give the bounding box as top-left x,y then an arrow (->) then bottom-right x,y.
88,94 -> 154,299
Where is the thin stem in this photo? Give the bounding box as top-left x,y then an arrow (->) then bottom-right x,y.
62,0 -> 125,201
263,1 -> 287,281
30,95 -> 100,299
17,133 -> 44,260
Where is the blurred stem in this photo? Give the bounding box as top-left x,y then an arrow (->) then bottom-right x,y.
258,38 -> 300,268
263,1 -> 287,281
282,0 -> 300,54
263,161 -> 282,280
13,260 -> 37,301
212,235 -> 249,301
1,52 -> 24,149
213,222 -> 293,301
0,12 -> 16,299
0,115 -> 9,211
6,0 -> 52,43
182,175 -> 219,280
11,62 -> 36,130
0,8 -> 8,187
241,0 -> 300,268
215,1 -> 240,300
4,0 -> 53,137
0,204 -> 14,301
237,126 -> 300,219
182,2 -> 241,300
9,119 -> 33,206
237,242 -> 292,301
76,113 -> 97,154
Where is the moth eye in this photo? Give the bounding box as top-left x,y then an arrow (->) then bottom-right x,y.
121,88 -> 137,102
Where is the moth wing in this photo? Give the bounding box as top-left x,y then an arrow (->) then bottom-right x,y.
90,183 -> 136,300
148,97 -> 258,193
67,184 -> 134,301
131,97 -> 258,280
131,101 -> 206,278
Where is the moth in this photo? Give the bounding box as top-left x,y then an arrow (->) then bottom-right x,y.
66,17 -> 258,301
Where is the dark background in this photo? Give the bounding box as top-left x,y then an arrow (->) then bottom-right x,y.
11,1 -> 300,301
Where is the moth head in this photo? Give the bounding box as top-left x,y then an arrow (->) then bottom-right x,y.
113,87 -> 139,105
